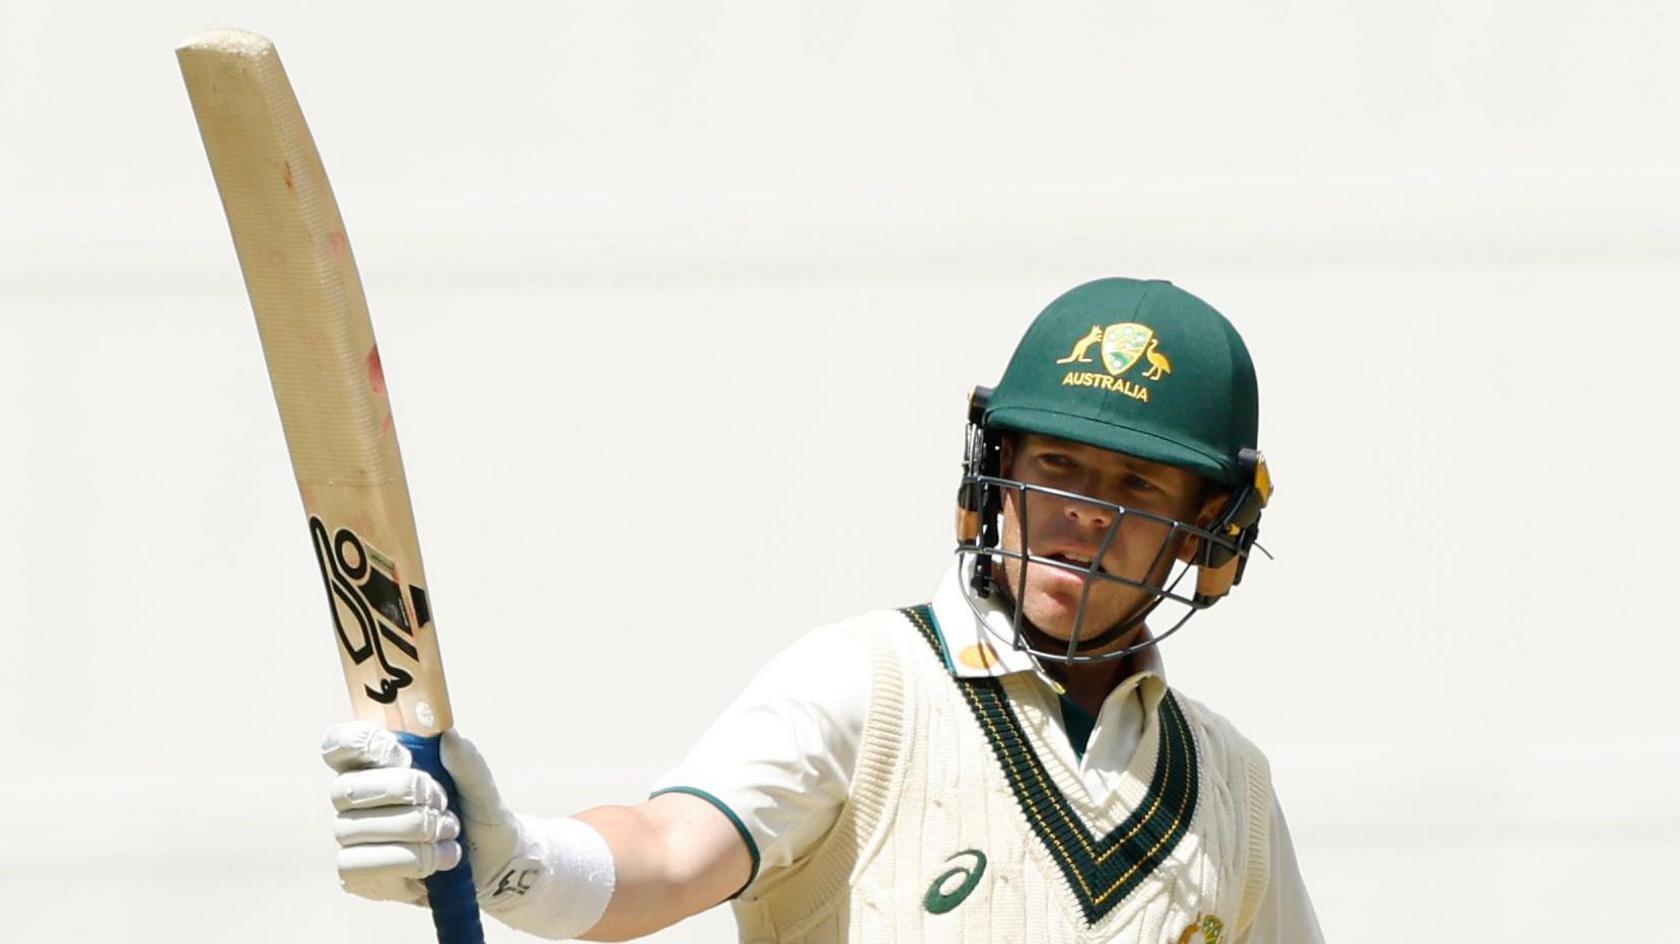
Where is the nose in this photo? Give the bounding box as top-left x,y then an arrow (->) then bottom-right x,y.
1061,495 -> 1114,531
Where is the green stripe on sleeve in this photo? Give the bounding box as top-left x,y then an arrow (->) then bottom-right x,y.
649,786 -> 761,899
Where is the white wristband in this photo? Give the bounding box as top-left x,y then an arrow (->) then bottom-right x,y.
479,816 -> 616,940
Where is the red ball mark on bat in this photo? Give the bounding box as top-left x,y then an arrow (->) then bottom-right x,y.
283,161 -> 295,191
329,231 -> 349,260
367,346 -> 387,395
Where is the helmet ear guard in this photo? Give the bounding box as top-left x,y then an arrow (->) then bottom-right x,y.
955,386 -> 1003,597
1191,448 -> 1272,605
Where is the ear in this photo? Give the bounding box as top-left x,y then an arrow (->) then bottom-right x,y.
1174,486 -> 1230,564
998,435 -> 1016,476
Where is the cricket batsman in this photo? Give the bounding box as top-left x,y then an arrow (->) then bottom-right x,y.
321,277 -> 1325,941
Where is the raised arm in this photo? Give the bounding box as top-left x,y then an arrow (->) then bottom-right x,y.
323,624 -> 868,939
324,725 -> 749,941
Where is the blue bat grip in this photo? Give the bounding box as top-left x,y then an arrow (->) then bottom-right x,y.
397,731 -> 486,944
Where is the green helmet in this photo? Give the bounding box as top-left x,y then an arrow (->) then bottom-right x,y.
985,277 -> 1259,486
955,278 -> 1272,663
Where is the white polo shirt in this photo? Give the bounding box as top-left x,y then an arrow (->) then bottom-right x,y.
654,565 -> 1324,943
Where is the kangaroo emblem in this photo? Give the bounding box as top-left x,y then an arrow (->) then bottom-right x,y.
1056,325 -> 1104,364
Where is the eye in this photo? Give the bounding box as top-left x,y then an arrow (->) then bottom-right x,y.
1037,452 -> 1074,470
1125,473 -> 1157,492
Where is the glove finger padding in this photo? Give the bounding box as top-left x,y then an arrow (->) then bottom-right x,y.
338,839 -> 463,881
341,873 -> 430,906
331,766 -> 449,813
336,805 -> 462,846
321,721 -> 411,773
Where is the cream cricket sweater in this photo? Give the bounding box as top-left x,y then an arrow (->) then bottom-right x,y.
730,606 -> 1274,943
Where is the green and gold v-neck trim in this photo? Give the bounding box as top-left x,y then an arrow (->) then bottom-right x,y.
901,604 -> 1200,925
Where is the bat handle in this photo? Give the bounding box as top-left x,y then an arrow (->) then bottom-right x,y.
397,731 -> 486,944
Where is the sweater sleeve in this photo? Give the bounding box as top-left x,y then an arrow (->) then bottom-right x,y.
650,621 -> 872,895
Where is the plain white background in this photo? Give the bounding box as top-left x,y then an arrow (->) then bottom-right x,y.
3,1 -> 1677,940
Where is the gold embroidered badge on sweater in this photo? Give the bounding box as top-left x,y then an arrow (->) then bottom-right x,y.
1176,914 -> 1224,944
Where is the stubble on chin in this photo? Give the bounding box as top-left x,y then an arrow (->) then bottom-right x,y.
997,561 -> 1119,639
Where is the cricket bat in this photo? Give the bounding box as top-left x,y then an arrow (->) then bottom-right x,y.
177,28 -> 483,943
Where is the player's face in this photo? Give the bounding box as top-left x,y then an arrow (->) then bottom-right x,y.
996,433 -> 1212,648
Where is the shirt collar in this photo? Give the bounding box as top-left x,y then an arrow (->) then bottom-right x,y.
928,561 -> 1166,710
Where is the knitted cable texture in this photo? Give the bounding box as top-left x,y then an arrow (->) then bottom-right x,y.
732,608 -> 1273,943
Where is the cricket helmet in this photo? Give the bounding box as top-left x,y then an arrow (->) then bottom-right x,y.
955,278 -> 1273,664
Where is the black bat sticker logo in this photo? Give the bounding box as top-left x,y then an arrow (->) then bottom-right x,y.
309,516 -> 426,704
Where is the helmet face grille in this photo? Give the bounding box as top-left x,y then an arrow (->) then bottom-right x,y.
954,469 -> 1241,665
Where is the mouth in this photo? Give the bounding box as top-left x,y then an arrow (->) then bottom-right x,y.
1041,550 -> 1108,576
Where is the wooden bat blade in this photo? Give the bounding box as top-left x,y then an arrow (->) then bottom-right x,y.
177,29 -> 392,486
178,28 -> 483,944
177,28 -> 454,737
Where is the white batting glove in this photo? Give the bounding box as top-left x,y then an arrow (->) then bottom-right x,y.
320,722 -> 615,938
322,723 -> 492,904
